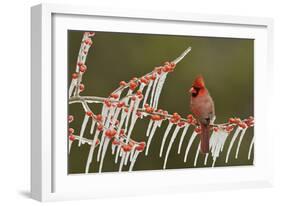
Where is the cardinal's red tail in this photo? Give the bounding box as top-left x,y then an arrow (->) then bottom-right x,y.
200,124 -> 210,154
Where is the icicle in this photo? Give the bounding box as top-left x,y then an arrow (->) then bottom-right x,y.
97,135 -> 105,162
115,145 -> 121,163
184,131 -> 198,162
145,121 -> 159,156
126,84 -> 145,143
193,143 -> 201,167
112,144 -> 116,155
117,109 -> 127,135
111,107 -> 121,125
129,151 -> 140,172
85,130 -> 100,173
146,119 -> 154,137
210,130 -> 229,161
142,80 -> 153,108
212,157 -> 216,167
154,73 -> 168,109
235,128 -> 247,159
225,127 -> 242,163
69,140 -> 73,154
130,145 -> 137,161
163,125 -> 181,169
78,115 -> 89,146
90,119 -> 96,135
248,136 -> 254,160
97,108 -> 116,162
124,99 -> 135,133
99,138 -> 110,173
160,122 -> 174,157
124,151 -> 130,166
68,79 -> 77,98
177,124 -> 190,154
149,74 -> 160,107
101,105 -> 109,125
119,151 -> 126,172
204,153 -> 209,165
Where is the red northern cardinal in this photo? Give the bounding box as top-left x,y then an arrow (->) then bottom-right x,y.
189,76 -> 215,154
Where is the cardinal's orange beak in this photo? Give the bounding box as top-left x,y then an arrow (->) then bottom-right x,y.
189,87 -> 196,94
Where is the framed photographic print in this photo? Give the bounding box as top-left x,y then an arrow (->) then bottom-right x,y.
31,3 -> 274,201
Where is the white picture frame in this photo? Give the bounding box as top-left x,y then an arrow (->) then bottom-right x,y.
31,3 -> 274,202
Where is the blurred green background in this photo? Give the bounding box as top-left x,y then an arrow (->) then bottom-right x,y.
68,30 -> 254,174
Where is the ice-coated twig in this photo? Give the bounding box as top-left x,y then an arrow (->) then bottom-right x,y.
163,125 -> 181,169
171,46 -> 192,64
248,136 -> 254,160
177,124 -> 190,154
193,143 -> 201,167
235,128 -> 247,159
78,115 -> 90,146
160,122 -> 174,157
225,127 -> 242,163
184,131 -> 198,162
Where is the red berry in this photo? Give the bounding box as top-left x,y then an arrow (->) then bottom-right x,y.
112,139 -> 120,145
228,118 -> 236,124
84,38 -> 92,45
238,122 -> 247,129
131,96 -> 136,101
104,99 -> 111,107
150,73 -> 157,80
151,115 -> 161,121
144,103 -> 149,108
79,64 -> 87,73
68,128 -> 74,134
110,93 -> 119,99
177,121 -> 186,127
86,111 -> 93,117
136,111 -> 142,117
79,84 -> 85,91
72,73 -> 78,79
117,101 -> 125,108
97,124 -> 103,131
96,114 -> 103,122
195,127 -> 202,134
68,115 -> 74,123
88,32 -> 95,36
213,127 -> 219,132
119,129 -> 125,136
122,144 -> 132,152
119,81 -> 127,86
129,81 -> 138,90
69,135 -> 75,141
124,108 -> 129,113
105,129 -> 117,138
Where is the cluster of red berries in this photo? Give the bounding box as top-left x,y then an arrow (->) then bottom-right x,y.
105,128 -> 117,139
68,127 -> 76,141
229,117 -> 248,129
154,62 -> 176,74
169,112 -> 181,124
144,104 -> 154,113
